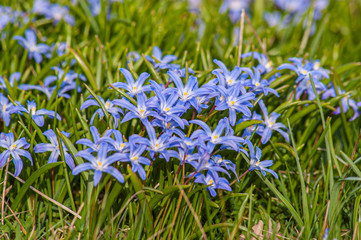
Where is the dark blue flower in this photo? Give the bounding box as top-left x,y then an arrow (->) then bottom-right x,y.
246,139 -> 278,178
0,132 -> 32,177
34,129 -> 75,169
73,142 -> 125,186
13,29 -> 50,63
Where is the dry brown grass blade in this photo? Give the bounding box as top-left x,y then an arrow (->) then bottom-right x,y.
8,172 -> 82,219
177,185 -> 208,240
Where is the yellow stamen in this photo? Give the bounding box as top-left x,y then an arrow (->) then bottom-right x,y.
133,156 -> 138,161
302,70 -> 308,75
105,102 -> 110,108
213,135 -> 218,139
165,107 -> 170,112
97,161 -> 102,166
208,179 -> 213,185
133,86 -> 137,90
183,91 -> 188,96
140,109 -> 145,113
11,144 -> 17,149
231,101 -> 235,105
255,82 -> 260,87
120,143 -> 124,148
155,143 -> 159,147
255,160 -> 261,166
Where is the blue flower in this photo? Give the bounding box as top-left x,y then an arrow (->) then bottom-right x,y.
45,4 -> 75,25
44,67 -> 86,92
148,81 -> 187,128
113,68 -> 151,97
190,118 -> 244,151
146,46 -> 180,70
137,122 -> 179,161
13,29 -> 50,63
241,52 -> 273,74
0,72 -> 21,91
103,130 -> 130,153
117,93 -> 160,124
278,58 -> 329,83
33,0 -> 51,15
322,86 -> 360,121
194,172 -> 232,197
0,94 -> 24,127
21,100 -> 61,127
127,51 -> 141,63
80,96 -> 124,128
118,142 -> 151,180
246,139 -> 278,179
211,155 -> 237,177
237,111 -> 264,137
171,67 -> 196,78
151,118 -> 186,138
76,126 -> 113,154
212,59 -> 250,87
18,67 -> 83,99
0,132 -> 32,177
34,129 -> 75,169
264,12 -> 283,28
258,100 -> 289,144
243,68 -> 279,97
215,84 -> 255,126
219,0 -> 251,23
295,76 -> 327,100
188,145 -> 231,180
73,142 -> 125,186
168,71 -> 210,108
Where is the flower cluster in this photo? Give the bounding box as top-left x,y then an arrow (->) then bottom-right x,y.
278,58 -> 361,121
33,0 -> 75,25
2,39 -> 357,197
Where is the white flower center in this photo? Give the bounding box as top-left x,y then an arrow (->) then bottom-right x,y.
31,106 -> 37,115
